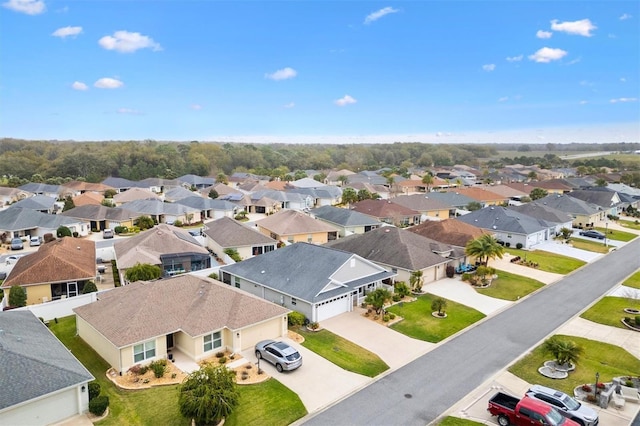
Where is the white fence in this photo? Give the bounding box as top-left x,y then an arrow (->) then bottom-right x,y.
6,290 -> 111,321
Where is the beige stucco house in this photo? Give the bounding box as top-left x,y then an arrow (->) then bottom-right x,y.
255,209 -> 339,244
74,274 -> 290,374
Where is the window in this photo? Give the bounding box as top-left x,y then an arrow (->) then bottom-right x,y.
234,277 -> 240,288
307,234 -> 313,242
291,297 -> 297,305
203,331 -> 222,352
133,340 -> 156,363
264,245 -> 274,253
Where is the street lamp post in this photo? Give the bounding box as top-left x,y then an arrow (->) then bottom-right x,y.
604,222 -> 608,247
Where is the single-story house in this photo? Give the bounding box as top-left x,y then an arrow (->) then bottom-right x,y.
324,169 -> 356,186
288,186 -> 343,207
350,199 -> 421,227
567,189 -> 623,217
255,209 -> 339,244
17,183 -> 61,198
0,207 -> 89,241
60,180 -> 114,197
0,311 -> 94,426
407,218 -> 488,248
164,186 -> 199,202
443,187 -> 507,207
10,195 -> 59,214
310,205 -> 382,237
177,174 -> 217,189
72,191 -> 104,207
456,206 -> 551,249
0,186 -> 31,207
113,188 -> 162,206
74,274 -> 290,374
391,194 -> 452,221
326,226 -> 465,284
535,194 -> 605,229
119,199 -> 202,225
174,196 -> 237,220
114,224 -> 210,281
509,202 -> 574,235
1,237 -> 96,305
220,242 -> 396,322
60,204 -> 139,231
204,216 -> 277,260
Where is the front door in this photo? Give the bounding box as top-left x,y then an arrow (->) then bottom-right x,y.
166,333 -> 174,349
67,282 -> 78,298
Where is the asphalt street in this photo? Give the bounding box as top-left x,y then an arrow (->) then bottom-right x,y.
304,238 -> 640,426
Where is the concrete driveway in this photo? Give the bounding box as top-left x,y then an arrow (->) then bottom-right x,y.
534,240 -> 605,262
240,337 -> 370,413
321,310 -> 433,369
423,278 -> 512,315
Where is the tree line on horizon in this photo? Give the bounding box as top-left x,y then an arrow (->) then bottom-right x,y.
1,138 -> 638,185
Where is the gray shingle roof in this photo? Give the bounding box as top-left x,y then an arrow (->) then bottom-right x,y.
18,183 -> 61,194
177,174 -> 216,186
456,206 -> 548,234
73,275 -> 289,347
0,311 -> 94,410
419,192 -> 476,209
101,177 -> 136,189
567,190 -> 621,208
536,194 -> 601,216
509,202 -> 574,225
9,195 -> 57,211
60,204 -> 138,221
0,207 -> 79,231
204,217 -> 276,248
164,186 -> 198,201
175,196 -> 236,212
221,243 -> 394,303
119,199 -> 199,216
326,227 -> 461,271
310,205 -> 382,227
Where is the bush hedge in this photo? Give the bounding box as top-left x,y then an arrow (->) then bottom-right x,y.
88,382 -> 101,401
89,395 -> 109,416
288,311 -> 306,326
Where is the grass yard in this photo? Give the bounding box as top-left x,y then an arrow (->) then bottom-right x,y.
438,416 -> 484,425
476,270 -> 544,301
568,238 -> 610,253
508,335 -> 640,395
225,379 -> 307,426
594,227 -> 637,242
50,316 -> 306,426
618,219 -> 640,231
295,328 -> 389,377
387,294 -> 485,343
504,248 -> 586,274
580,296 -> 640,329
623,271 -> 640,289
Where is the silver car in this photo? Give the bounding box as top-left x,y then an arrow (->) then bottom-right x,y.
255,340 -> 302,372
526,384 -> 599,426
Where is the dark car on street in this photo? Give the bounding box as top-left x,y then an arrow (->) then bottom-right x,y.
578,230 -> 605,239
255,340 -> 302,372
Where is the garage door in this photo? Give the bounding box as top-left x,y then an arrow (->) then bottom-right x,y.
316,294 -> 351,322
240,317 -> 284,351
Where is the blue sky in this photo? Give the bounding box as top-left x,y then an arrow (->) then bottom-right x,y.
1,0 -> 638,143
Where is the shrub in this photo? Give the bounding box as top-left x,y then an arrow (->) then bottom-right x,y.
516,243 -> 523,249
625,380 -> 634,387
389,313 -> 396,320
245,364 -> 252,370
89,395 -> 109,416
114,226 -> 128,234
586,394 -> 597,403
635,316 -> 640,326
581,384 -> 592,392
173,220 -> 183,227
445,265 -> 455,278
215,351 -> 224,358
82,281 -> 98,294
224,248 -> 242,262
56,226 -> 72,238
149,359 -> 167,378
139,365 -> 149,375
596,382 -> 605,389
219,357 -> 227,364
88,382 -> 101,401
392,294 -> 401,302
128,364 -> 145,375
111,260 -> 121,287
208,273 -> 219,280
461,272 -> 473,282
309,322 -> 319,330
394,281 -> 411,298
8,285 -> 26,307
288,311 -> 306,327
383,315 -> 390,322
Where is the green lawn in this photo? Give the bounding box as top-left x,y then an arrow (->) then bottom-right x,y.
225,379 -> 307,426
476,270 -> 544,301
580,296 -> 640,329
568,238 -> 611,253
438,416 -> 484,425
504,248 -> 586,274
387,294 -> 485,343
618,219 -> 640,231
594,227 -> 637,242
623,271 -> 640,289
295,328 -> 389,377
508,335 -> 640,395
50,316 -> 306,426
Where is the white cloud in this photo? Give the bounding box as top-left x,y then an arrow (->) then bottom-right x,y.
52,26 -> 82,38
190,104 -> 203,110
506,54 -> 523,62
283,102 -> 295,109
117,108 -> 142,115
2,0 -> 45,14
98,30 -> 161,53
71,81 -> 88,91
498,96 -> 509,102
580,100 -> 588,105
566,57 -> 581,65
482,64 -> 496,72
265,67 -> 297,81
619,13 -> 632,20
610,97 -> 637,103
550,19 -> 597,37
364,6 -> 399,24
579,80 -> 594,87
536,30 -> 553,39
335,95 -> 357,106
528,47 -> 568,63
94,77 -> 124,89
620,77 -> 627,83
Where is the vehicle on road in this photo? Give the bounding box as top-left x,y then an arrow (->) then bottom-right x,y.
488,391 -> 579,426
10,238 -> 24,250
526,385 -> 598,426
255,340 -> 302,372
30,236 -> 42,247
103,229 -> 114,239
578,230 -> 605,240
5,254 -> 25,264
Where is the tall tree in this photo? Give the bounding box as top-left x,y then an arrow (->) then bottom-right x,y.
341,188 -> 358,205
421,173 -> 434,192
8,285 -> 27,307
179,364 -> 239,426
125,263 -> 163,282
465,234 -> 505,266
529,188 -> 548,201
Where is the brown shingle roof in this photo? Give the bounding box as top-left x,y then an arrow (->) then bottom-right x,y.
256,209 -> 338,236
407,218 -> 488,247
113,188 -> 160,203
73,275 -> 290,347
350,199 -> 419,218
72,192 -> 104,207
2,238 -> 96,289
204,217 -> 276,248
443,187 -> 506,203
391,194 -> 453,212
114,224 -> 209,269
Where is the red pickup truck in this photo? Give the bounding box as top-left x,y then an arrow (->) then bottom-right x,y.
488,392 -> 580,426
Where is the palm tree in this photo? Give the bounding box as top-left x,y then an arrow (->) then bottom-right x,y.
421,173 -> 434,192
431,297 -> 447,316
465,234 -> 505,266
409,270 -> 424,293
542,337 -> 583,368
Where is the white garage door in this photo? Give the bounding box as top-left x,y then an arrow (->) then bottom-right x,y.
315,294 -> 351,322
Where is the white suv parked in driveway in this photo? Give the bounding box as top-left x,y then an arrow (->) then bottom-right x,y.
526,384 -> 598,426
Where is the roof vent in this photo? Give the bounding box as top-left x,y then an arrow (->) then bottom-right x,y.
261,270 -> 265,274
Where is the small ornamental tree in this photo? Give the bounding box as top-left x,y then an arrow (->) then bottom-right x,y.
364,288 -> 392,314
542,337 -> 583,367
57,226 -> 72,238
530,188 -> 548,201
8,285 -> 27,307
62,195 -> 75,212
179,364 -> 239,426
409,270 -> 424,293
135,215 -> 155,230
125,263 -> 163,282
208,189 -> 219,199
431,297 -> 447,316
82,281 -> 98,294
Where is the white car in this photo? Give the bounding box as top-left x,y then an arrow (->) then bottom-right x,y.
5,254 -> 25,264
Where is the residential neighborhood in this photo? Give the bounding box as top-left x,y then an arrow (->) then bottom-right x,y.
1,162 -> 640,426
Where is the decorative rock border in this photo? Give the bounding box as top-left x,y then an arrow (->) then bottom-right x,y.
621,318 -> 640,331
431,312 -> 447,319
543,360 -> 575,372
624,308 -> 640,315
538,366 -> 568,379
